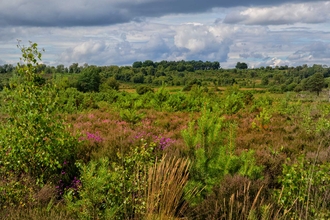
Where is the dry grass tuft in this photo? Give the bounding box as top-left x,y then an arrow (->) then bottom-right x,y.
145,155 -> 191,220
34,184 -> 55,204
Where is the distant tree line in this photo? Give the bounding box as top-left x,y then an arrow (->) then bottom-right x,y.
132,60 -> 220,71
1,60 -> 330,95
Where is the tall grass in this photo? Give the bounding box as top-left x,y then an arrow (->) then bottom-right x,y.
145,155 -> 191,219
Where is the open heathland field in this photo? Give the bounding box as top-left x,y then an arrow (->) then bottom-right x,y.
1,42 -> 330,219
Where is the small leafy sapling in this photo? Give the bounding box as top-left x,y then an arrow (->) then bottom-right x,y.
0,41 -> 78,186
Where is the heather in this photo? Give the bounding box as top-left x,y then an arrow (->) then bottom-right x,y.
1,42 -> 330,219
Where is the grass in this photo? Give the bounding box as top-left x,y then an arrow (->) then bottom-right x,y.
146,155 -> 191,219
0,204 -> 74,220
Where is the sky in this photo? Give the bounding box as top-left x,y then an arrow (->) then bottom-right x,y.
1,0 -> 330,68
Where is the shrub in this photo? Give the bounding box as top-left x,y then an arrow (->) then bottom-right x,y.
0,42 -> 79,206
221,86 -> 245,114
58,87 -> 85,113
136,85 -> 154,95
164,92 -> 188,111
65,142 -> 157,219
99,77 -> 119,91
274,155 -> 330,219
151,84 -> 170,110
182,107 -> 263,205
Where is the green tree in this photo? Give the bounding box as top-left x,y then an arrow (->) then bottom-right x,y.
0,41 -> 78,187
304,73 -> 324,96
142,60 -> 155,67
99,77 -> 120,91
76,65 -> 101,92
132,61 -> 143,68
69,63 -> 80,73
56,64 -> 65,73
235,62 -> 248,69
211,61 -> 220,70
182,108 -> 263,205
261,76 -> 269,85
131,73 -> 145,83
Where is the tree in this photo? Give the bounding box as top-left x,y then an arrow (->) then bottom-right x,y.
142,60 -> 155,67
56,64 -> 65,73
303,73 -> 324,96
211,61 -> 220,70
132,61 -> 142,68
99,77 -> 120,91
236,62 -> 248,69
69,63 -> 80,73
261,76 -> 269,85
76,66 -> 101,92
177,63 -> 186,72
131,73 -> 145,83
0,41 -> 78,187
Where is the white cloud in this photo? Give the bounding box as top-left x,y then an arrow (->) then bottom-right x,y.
288,41 -> 330,66
58,40 -> 108,65
1,1 -> 330,68
173,24 -> 230,61
224,2 -> 330,25
239,52 -> 269,60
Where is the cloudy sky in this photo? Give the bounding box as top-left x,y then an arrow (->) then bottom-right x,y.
1,0 -> 330,68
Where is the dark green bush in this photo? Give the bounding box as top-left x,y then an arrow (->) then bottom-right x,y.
136,85 -> 154,95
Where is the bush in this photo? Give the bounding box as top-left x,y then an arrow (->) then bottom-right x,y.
274,155 -> 330,219
0,42 -> 79,206
65,143 -> 157,219
182,108 -> 263,205
221,86 -> 245,114
99,77 -> 120,91
136,85 -> 154,95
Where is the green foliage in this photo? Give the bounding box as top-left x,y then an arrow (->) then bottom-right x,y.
300,104 -> 330,136
250,93 -> 273,112
120,108 -> 144,125
182,78 -> 202,91
221,86 -> 245,114
0,173 -> 36,208
53,75 -> 71,90
151,83 -> 170,110
276,93 -> 302,115
183,85 -> 210,112
164,92 -> 189,111
76,66 -> 101,92
251,107 -> 272,130
65,143 -> 156,219
236,62 -> 248,69
303,72 -> 325,96
65,158 -> 119,219
0,41 -> 78,196
274,156 -> 330,219
182,108 -> 263,205
99,77 -> 119,91
136,85 -> 154,95
132,61 -> 142,68
131,73 -> 145,83
261,76 -> 269,85
93,90 -> 119,104
58,87 -> 85,113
